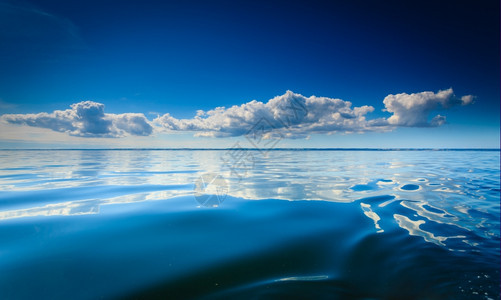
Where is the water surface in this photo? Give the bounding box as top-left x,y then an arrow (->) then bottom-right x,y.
0,150 -> 499,299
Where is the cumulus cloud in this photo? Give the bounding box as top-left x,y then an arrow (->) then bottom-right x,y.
154,89 -> 472,138
0,89 -> 473,139
383,88 -> 474,127
154,91 -> 383,138
1,101 -> 152,138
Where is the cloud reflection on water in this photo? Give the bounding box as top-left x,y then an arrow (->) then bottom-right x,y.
0,150 -> 498,252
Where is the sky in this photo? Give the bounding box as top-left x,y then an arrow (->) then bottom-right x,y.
0,0 -> 499,148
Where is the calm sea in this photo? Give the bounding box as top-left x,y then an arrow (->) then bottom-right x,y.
0,150 -> 499,299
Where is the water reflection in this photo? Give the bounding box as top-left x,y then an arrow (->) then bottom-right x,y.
360,203 -> 383,233
393,214 -> 448,246
0,150 -> 499,252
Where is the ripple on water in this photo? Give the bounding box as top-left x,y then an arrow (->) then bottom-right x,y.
0,150 -> 498,300
350,184 -> 374,191
400,184 -> 420,191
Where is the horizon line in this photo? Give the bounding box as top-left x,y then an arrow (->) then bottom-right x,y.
0,148 -> 499,151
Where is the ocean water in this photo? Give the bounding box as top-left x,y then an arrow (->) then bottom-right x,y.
0,149 -> 499,299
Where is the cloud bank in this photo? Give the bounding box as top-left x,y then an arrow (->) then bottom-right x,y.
154,88 -> 473,138
1,101 -> 152,138
1,89 -> 473,139
154,91 -> 380,138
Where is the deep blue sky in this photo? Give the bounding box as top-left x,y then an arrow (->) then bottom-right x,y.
0,0 -> 499,148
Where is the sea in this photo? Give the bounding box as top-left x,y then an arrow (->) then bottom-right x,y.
0,149 -> 499,299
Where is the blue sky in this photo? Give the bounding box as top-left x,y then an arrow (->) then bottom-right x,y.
0,0 -> 499,148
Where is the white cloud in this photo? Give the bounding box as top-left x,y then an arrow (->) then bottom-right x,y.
154,91 -> 383,138
112,113 -> 153,136
383,88 -> 474,127
0,89 -> 473,139
1,101 -> 152,138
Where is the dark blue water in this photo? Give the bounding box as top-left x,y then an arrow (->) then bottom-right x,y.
0,150 -> 499,299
